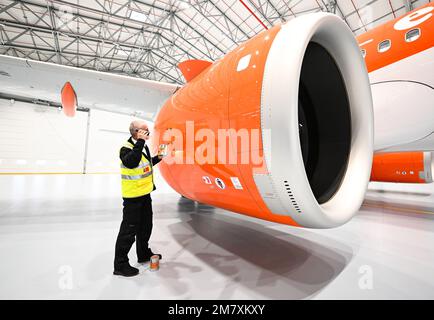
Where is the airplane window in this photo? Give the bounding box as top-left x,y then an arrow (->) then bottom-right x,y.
378,39 -> 391,53
361,49 -> 366,58
405,28 -> 421,42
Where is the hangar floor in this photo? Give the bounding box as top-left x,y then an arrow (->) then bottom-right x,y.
0,172 -> 433,299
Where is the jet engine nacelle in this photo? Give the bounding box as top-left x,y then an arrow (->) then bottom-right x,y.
371,152 -> 433,183
153,13 -> 374,228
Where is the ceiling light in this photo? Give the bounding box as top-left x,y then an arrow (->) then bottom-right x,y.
176,1 -> 191,11
130,10 -> 148,22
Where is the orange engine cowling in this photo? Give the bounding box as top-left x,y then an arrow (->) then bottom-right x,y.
371,152 -> 433,183
153,13 -> 374,229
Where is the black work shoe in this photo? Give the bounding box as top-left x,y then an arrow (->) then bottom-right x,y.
113,265 -> 139,277
138,252 -> 162,263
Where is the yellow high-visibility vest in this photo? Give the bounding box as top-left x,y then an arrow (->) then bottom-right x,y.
120,142 -> 154,198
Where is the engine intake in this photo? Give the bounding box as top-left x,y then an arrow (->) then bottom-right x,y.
256,13 -> 374,228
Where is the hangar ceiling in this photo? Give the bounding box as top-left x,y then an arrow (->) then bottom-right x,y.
0,0 -> 430,84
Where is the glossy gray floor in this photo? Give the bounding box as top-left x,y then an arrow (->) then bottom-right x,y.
0,173 -> 433,299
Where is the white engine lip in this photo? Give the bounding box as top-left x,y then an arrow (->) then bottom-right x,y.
424,152 -> 433,183
259,13 -> 374,228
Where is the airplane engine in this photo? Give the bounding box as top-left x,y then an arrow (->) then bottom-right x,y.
371,152 -> 433,183
153,13 -> 374,229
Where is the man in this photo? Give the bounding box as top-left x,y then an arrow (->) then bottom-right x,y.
113,120 -> 163,277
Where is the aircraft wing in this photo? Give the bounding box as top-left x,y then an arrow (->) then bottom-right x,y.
0,55 -> 180,120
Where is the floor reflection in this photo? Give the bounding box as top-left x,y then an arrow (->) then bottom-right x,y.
168,198 -> 353,299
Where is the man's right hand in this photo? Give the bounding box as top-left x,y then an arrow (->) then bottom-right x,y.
136,129 -> 148,140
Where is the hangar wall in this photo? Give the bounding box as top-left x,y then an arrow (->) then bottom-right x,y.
0,99 -> 142,174
85,108 -> 136,173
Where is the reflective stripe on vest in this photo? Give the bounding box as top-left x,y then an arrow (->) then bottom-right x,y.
120,141 -> 154,198
121,171 -> 152,180
120,162 -> 148,169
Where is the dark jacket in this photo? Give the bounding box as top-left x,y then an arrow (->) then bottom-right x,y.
120,137 -> 161,195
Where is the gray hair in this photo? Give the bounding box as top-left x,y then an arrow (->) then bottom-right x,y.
129,120 -> 147,137
129,121 -> 136,136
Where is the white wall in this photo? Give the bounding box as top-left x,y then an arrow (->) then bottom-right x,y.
0,99 -> 87,173
0,99 -> 151,174
85,109 -> 139,173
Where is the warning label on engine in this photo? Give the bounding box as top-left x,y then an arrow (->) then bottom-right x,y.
230,177 -> 243,190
